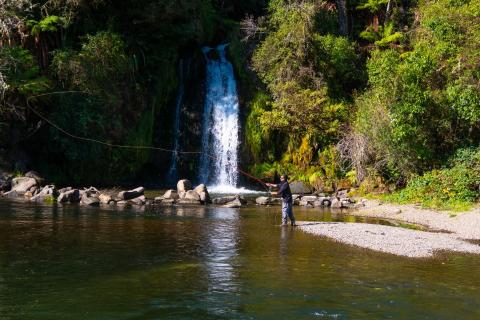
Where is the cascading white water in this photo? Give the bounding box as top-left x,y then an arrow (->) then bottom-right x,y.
198,44 -> 240,191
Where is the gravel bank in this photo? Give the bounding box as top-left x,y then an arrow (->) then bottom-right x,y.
298,221 -> 480,258
355,200 -> 480,240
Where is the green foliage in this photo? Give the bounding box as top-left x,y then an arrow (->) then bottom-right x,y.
251,0 -> 358,149
386,148 -> 480,210
53,31 -> 130,101
27,16 -> 66,35
351,0 -> 480,185
359,22 -> 404,47
245,92 -> 274,162
313,34 -> 365,98
356,0 -> 389,13
46,31 -> 150,184
0,46 -> 50,97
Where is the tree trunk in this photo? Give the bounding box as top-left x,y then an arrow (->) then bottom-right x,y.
336,0 -> 348,36
373,14 -> 379,32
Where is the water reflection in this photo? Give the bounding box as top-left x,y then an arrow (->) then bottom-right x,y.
202,208 -> 240,316
1,200 -> 480,319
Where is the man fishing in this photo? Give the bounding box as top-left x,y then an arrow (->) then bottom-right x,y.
266,175 -> 296,227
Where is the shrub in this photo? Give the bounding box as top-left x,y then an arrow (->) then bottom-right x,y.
385,148 -> 480,210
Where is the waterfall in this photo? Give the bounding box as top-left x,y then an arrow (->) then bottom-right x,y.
198,44 -> 240,190
167,59 -> 189,184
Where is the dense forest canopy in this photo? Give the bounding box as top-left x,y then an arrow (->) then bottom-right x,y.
1,0 -> 480,207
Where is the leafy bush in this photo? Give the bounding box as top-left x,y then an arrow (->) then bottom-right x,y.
386,148 -> 480,210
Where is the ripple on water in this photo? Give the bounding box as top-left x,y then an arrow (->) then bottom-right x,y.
0,199 -> 480,319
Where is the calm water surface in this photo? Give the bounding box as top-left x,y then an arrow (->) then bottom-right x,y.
1,198 -> 480,319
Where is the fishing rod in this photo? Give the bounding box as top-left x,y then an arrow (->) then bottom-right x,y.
26,91 -> 271,192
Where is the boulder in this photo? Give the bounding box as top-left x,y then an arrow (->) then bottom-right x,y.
193,184 -> 207,193
331,197 -> 342,208
57,187 -> 72,194
177,179 -> 192,193
177,198 -> 201,205
255,196 -> 271,205
118,187 -> 144,200
25,171 -> 44,185
128,195 -> 146,205
159,198 -> 175,205
198,191 -> 211,203
30,185 -> 57,202
154,196 -> 164,203
185,190 -> 200,201
84,186 -> 99,194
3,190 -> 19,198
341,199 -> 354,208
162,189 -> 179,200
300,195 -> 318,202
313,197 -> 331,207
223,198 -> 243,208
213,196 -> 238,205
0,172 -> 12,191
11,177 -> 37,195
299,195 -> 318,206
336,189 -> 349,197
80,194 -> 100,206
289,181 -> 312,194
58,189 -> 81,203
270,198 -> 283,205
194,185 -> 211,204
99,194 -> 114,204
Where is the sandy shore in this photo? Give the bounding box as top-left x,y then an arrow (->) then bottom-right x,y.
298,200 -> 480,258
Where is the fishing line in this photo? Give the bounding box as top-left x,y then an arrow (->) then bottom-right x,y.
26,91 -> 270,191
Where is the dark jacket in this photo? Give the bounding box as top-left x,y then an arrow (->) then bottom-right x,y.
277,181 -> 292,203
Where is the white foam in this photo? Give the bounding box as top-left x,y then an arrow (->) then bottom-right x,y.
198,44 -> 240,188
207,184 -> 266,195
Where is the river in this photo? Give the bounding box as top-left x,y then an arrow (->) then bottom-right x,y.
1,198 -> 480,319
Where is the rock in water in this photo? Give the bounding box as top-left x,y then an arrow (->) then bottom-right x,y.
198,191 -> 210,204
24,171 -> 44,185
57,187 -> 72,194
289,181 -> 312,194
313,197 -> 332,207
223,200 -> 242,208
223,196 -> 246,208
128,195 -> 146,205
118,187 -> 144,200
162,189 -> 179,200
10,177 -> 37,195
331,197 -> 342,208
299,195 -> 318,206
177,179 -> 192,193
185,190 -> 200,201
193,184 -> 207,193
80,193 -> 100,206
30,185 -> 57,202
255,196 -> 271,205
58,189 -> 81,203
177,198 -> 201,205
3,190 -> 19,198
99,194 -> 114,204
0,172 -> 12,191
193,184 -> 211,204
212,196 -> 238,205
